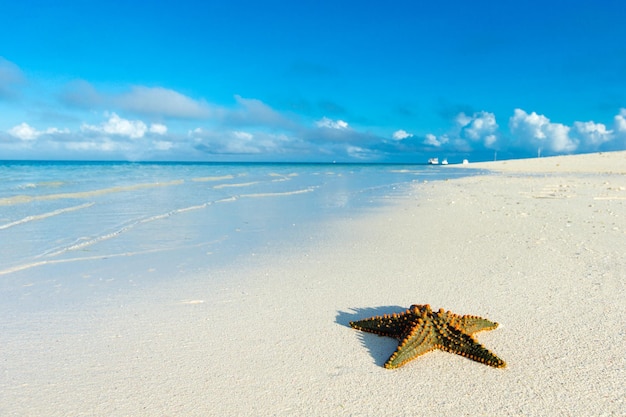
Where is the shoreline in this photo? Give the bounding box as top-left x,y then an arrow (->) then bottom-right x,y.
459,150 -> 626,173
1,151 -> 624,416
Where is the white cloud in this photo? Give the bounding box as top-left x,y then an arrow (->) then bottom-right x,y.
233,131 -> 253,141
543,123 -> 573,152
572,121 -> 613,147
8,122 -> 69,141
115,86 -> 214,119
149,123 -> 168,135
346,145 -> 377,159
422,111 -> 498,151
316,117 -> 348,129
615,108 -> 626,134
458,111 -> 498,143
61,79 -> 103,107
82,113 -> 147,139
62,82 -> 214,119
189,127 -> 204,136
423,133 -> 448,147
215,95 -> 298,131
81,113 -> 167,139
509,108 -> 577,153
392,129 -> 413,140
103,114 -> 147,138
190,128 -> 260,154
509,109 -> 549,140
9,123 -> 39,141
484,134 -> 497,147
190,127 -> 295,156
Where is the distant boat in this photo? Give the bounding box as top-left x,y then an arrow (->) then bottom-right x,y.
441,159 -> 448,165
462,159 -> 469,164
428,158 -> 439,165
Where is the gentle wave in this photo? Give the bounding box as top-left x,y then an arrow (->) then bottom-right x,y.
213,181 -> 261,189
0,203 -> 94,230
390,169 -> 421,173
215,196 -> 239,203
36,186 -> 316,257
45,223 -> 141,257
16,181 -> 65,190
268,172 -> 298,182
191,175 -> 235,182
5,190 -> 317,273
0,240 -> 220,276
0,180 -> 184,206
239,187 -> 317,198
210,187 -> 316,201
42,199 -> 216,257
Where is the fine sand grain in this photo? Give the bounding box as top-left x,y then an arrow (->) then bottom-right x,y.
1,152 -> 624,416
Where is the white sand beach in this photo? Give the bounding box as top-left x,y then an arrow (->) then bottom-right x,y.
1,151 -> 625,416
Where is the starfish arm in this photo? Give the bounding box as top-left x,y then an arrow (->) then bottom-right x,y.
349,313 -> 411,339
453,315 -> 499,335
437,324 -> 506,368
438,311 -> 499,335
384,319 -> 437,369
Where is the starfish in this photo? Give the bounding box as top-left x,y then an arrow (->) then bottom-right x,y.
349,304 -> 506,369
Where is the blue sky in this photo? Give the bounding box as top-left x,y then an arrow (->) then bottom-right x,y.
1,0 -> 625,162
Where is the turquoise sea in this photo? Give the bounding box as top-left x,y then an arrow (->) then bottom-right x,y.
0,161 -> 475,310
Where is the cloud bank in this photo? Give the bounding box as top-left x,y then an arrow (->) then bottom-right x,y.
413,108 -> 626,159
1,58 -> 625,162
5,103 -> 626,162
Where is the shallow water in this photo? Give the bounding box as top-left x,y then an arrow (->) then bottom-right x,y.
0,161 -> 475,310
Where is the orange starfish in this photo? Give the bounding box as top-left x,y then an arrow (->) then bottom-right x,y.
350,304 -> 506,369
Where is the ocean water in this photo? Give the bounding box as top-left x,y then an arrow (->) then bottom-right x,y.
0,161 -> 475,309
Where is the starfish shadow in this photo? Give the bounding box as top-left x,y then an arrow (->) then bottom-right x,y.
336,305 -> 406,367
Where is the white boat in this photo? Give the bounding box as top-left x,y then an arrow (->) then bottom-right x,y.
428,158 -> 439,165
441,159 -> 448,165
